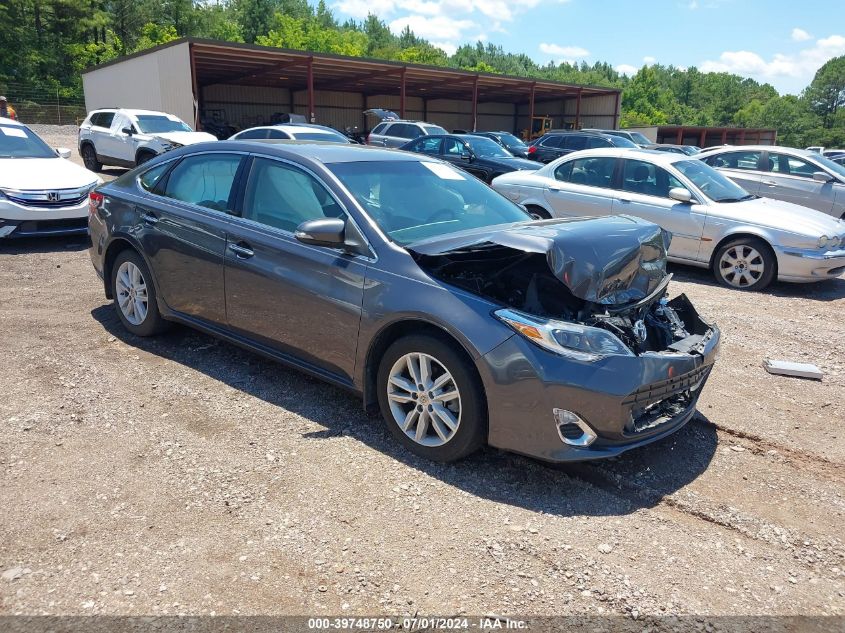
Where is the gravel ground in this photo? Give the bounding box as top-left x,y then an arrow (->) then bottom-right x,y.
1,128 -> 844,622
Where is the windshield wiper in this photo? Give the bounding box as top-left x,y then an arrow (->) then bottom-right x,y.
717,194 -> 757,203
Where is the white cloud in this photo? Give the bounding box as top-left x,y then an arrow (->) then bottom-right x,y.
700,34 -> 845,92
431,40 -> 458,55
643,56 -> 656,64
615,64 -> 638,75
539,43 -> 590,58
389,15 -> 478,41
791,28 -> 812,42
687,0 -> 698,9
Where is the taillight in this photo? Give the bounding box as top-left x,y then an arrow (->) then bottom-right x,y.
89,191 -> 104,217
527,145 -> 537,154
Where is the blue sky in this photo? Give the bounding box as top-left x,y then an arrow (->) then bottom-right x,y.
330,0 -> 845,94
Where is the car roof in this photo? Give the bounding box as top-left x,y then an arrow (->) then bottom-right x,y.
92,108 -> 176,117
553,147 -> 694,166
700,145 -> 817,158
206,141 -> 435,164
241,124 -> 343,134
0,116 -> 23,127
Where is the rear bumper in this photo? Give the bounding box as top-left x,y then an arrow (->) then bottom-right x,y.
776,246 -> 845,282
477,299 -> 720,463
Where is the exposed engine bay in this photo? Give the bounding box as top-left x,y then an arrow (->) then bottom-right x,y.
409,217 -> 714,356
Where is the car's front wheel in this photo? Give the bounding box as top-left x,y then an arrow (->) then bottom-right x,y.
713,237 -> 776,291
111,250 -> 167,336
377,335 -> 486,462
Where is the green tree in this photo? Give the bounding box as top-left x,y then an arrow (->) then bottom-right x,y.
804,55 -> 845,128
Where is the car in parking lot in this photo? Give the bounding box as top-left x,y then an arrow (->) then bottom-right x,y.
229,123 -> 352,143
698,145 -> 845,218
399,134 -> 540,183
78,108 -> 217,171
584,128 -> 653,147
491,148 -> 845,291
468,131 -> 531,158
1,117 -> 100,238
88,142 -> 719,464
527,131 -> 638,163
646,143 -> 700,155
365,115 -> 448,148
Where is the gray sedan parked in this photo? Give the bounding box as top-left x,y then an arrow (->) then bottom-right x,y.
699,145 -> 845,219
88,142 -> 719,464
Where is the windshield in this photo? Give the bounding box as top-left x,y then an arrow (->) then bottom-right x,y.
0,124 -> 57,158
464,136 -> 513,158
293,130 -> 350,143
135,115 -> 193,134
675,159 -> 753,202
497,132 -> 527,148
328,160 -> 530,245
424,125 -> 448,136
811,154 -> 845,180
610,136 -> 639,148
628,132 -> 651,145
680,146 -> 699,155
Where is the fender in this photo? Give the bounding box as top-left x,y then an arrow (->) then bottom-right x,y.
100,233 -> 171,315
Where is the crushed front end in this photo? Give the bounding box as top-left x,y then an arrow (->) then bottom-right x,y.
411,216 -> 720,462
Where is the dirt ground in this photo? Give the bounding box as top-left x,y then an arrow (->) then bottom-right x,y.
1,128 -> 844,621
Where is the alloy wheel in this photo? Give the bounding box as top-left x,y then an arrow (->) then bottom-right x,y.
718,244 -> 765,288
115,261 -> 149,326
386,352 -> 462,447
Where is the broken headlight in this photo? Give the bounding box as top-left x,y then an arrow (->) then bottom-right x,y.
495,309 -> 634,361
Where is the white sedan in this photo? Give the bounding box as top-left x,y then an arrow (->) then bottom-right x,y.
491,148 -> 845,291
1,117 -> 101,238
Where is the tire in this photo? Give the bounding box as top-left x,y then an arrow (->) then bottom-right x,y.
81,144 -> 101,172
526,205 -> 552,220
136,150 -> 156,167
376,334 -> 487,462
713,237 -> 776,291
111,250 -> 167,336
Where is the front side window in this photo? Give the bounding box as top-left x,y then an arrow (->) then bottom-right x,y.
291,130 -> 350,143
561,135 -> 587,151
235,128 -> 269,140
372,123 -> 387,135
242,158 -> 344,233
443,138 -> 467,156
539,135 -> 561,148
621,159 -> 685,198
587,136 -> 612,149
705,150 -> 762,171
769,153 -> 817,178
674,159 -> 753,202
556,156 -> 617,188
423,124 -> 448,136
265,129 -> 291,139
160,153 -> 242,212
416,137 -> 442,155
328,160 -> 530,245
464,136 -> 512,158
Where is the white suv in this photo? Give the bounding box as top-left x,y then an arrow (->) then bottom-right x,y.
78,109 -> 216,171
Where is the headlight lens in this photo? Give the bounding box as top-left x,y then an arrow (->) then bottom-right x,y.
818,235 -> 830,248
495,308 -> 634,361
828,236 -> 841,248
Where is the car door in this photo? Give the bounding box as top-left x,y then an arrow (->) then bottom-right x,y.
135,152 -> 245,326
702,150 -> 764,195
89,111 -> 116,158
763,151 -> 836,214
612,158 -> 706,261
535,136 -> 564,163
441,137 -> 488,181
223,156 -> 367,382
542,156 -> 617,217
107,113 -> 138,163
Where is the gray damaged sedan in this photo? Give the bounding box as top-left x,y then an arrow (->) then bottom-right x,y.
88,142 -> 720,463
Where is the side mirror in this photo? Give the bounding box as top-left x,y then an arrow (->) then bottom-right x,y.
295,217 -> 345,248
461,150 -> 473,161
813,171 -> 833,183
668,187 -> 693,203
55,147 -> 72,159
122,127 -> 133,136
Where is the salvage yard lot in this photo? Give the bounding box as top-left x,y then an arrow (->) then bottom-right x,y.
1,129 -> 844,618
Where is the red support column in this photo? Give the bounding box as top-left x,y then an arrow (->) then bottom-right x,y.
400,67 -> 406,119
575,88 -> 582,129
739,128 -> 746,145
307,56 -> 315,123
471,76 -> 479,131
613,90 -> 620,128
699,128 -> 706,148
528,82 -> 536,139
676,127 -> 683,144
721,128 -> 727,144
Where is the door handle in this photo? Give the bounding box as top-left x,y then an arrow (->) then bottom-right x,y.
762,180 -> 777,186
139,212 -> 158,225
228,242 -> 254,259
548,186 -> 560,192
618,198 -> 632,203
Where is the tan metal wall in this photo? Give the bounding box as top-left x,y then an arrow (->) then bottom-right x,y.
565,93 -> 620,129
203,84 -> 292,130
82,42 -> 195,126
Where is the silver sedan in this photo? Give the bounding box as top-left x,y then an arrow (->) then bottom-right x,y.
698,145 -> 845,219
491,148 -> 845,291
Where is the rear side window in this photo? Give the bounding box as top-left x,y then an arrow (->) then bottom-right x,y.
390,124 -> 421,139
236,128 -> 269,140
539,135 -> 561,148
91,112 -> 115,128
372,123 -> 388,135
266,129 -> 291,139
621,159 -> 684,198
587,136 -> 612,149
556,156 -> 617,188
416,137 -> 443,155
704,150 -> 762,171
160,153 -> 242,212
241,158 -> 344,233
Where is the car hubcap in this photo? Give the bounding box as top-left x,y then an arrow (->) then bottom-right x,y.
115,261 -> 148,326
719,245 -> 764,288
387,352 -> 461,447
